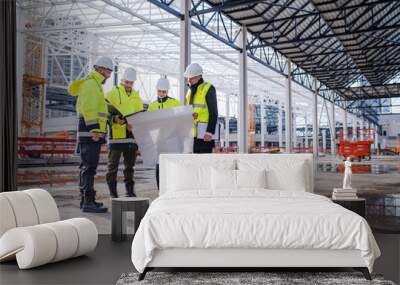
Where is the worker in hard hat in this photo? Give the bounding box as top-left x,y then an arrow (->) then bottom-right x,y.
147,76 -> 182,188
184,63 -> 218,153
69,56 -> 112,213
105,67 -> 143,198
147,77 -> 182,111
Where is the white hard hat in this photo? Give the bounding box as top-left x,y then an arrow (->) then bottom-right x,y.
93,56 -> 114,70
183,63 -> 203,77
122,67 -> 137,82
156,77 -> 170,91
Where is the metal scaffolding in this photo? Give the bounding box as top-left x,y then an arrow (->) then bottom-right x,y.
16,0 -> 400,154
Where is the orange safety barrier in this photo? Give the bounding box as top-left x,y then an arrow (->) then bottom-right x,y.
18,137 -> 108,157
250,146 -> 282,153
213,146 -> 314,154
213,146 -> 239,153
338,164 -> 371,174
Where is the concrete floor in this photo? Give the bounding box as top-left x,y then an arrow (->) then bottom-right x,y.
315,155 -> 400,196
1,234 -> 398,285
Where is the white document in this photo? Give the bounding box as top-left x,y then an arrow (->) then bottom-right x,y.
127,106 -> 194,166
196,122 -> 219,140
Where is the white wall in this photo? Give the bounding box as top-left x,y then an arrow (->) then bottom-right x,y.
44,116 -> 77,133
380,114 -> 400,137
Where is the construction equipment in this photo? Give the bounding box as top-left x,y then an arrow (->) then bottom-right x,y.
21,35 -> 46,137
338,128 -> 374,161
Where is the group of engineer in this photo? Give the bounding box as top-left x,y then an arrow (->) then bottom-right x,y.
68,56 -> 218,213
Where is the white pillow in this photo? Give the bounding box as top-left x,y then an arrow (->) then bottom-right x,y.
166,160 -> 236,192
211,168 -> 236,191
237,159 -> 308,192
236,169 -> 267,189
266,162 -> 306,191
167,162 -> 210,191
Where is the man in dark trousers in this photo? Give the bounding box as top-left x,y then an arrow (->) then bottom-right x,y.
184,63 -> 218,153
105,67 -> 143,198
69,56 -> 113,213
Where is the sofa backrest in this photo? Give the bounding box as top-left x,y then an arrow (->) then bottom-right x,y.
159,153 -> 314,195
0,189 -> 60,237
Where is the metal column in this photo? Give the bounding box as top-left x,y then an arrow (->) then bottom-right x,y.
179,0 -> 191,104
322,129 -> 327,153
278,104 -> 283,149
293,112 -> 297,150
352,116 -> 357,141
343,107 -> 348,141
374,125 -> 379,153
360,119 -> 364,141
312,79 -> 318,156
225,94 -> 230,147
260,99 -> 266,147
113,62 -> 118,86
238,26 -> 248,153
330,102 -> 336,155
285,59 -> 293,153
304,113 -> 308,149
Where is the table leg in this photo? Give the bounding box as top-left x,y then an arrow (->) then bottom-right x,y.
134,203 -> 149,234
112,201 -> 123,242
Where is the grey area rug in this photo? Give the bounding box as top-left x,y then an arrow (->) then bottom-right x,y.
117,272 -> 396,285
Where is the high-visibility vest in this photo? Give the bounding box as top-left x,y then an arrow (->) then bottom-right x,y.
105,86 -> 143,145
147,97 -> 182,111
70,70 -> 108,143
186,81 -> 212,137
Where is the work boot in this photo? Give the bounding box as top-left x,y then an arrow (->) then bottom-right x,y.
107,181 -> 118,198
125,182 -> 136,197
82,196 -> 108,213
93,190 -> 104,207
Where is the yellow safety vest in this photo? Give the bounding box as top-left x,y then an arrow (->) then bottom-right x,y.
105,86 -> 143,142
147,97 -> 182,111
186,82 -> 212,137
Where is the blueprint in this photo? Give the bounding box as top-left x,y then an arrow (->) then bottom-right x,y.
126,106 -> 194,166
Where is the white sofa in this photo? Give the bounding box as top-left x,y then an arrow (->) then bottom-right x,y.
0,189 -> 98,269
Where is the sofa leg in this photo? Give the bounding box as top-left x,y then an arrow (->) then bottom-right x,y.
354,267 -> 371,280
138,268 -> 148,281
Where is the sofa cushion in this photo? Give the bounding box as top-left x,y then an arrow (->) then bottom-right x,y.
0,196 -> 16,237
1,192 -> 39,227
24,189 -> 60,223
